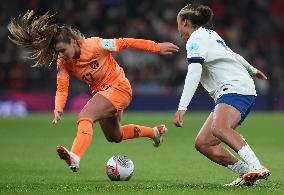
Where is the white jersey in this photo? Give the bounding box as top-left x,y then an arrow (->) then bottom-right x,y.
186,27 -> 257,101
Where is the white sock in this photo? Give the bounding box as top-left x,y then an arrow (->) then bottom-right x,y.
238,144 -> 262,171
70,151 -> 80,162
227,160 -> 249,176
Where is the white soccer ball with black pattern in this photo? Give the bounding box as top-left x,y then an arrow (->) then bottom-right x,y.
106,155 -> 134,181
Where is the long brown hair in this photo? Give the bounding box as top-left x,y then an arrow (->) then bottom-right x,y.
8,10 -> 85,68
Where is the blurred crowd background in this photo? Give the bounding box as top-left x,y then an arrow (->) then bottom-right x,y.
0,0 -> 284,112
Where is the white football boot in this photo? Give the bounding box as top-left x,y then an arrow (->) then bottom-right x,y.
56,145 -> 80,172
153,124 -> 168,147
224,177 -> 259,187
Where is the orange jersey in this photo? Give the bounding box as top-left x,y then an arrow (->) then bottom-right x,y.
55,37 -> 161,112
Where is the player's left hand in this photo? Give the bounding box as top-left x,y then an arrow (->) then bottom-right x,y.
256,69 -> 268,80
159,42 -> 179,55
173,110 -> 186,127
52,110 -> 63,124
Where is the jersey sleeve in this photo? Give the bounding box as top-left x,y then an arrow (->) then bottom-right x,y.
228,48 -> 258,75
114,38 -> 160,53
55,58 -> 70,112
178,63 -> 202,110
92,37 -> 160,54
186,37 -> 207,64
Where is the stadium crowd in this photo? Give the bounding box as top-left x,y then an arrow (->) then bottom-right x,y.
0,0 -> 283,103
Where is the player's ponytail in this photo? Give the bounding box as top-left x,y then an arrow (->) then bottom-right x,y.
178,4 -> 213,27
8,10 -> 84,68
8,10 -> 59,68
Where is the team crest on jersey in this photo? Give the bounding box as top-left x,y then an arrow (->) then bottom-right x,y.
89,60 -> 99,69
102,39 -> 116,51
188,42 -> 199,52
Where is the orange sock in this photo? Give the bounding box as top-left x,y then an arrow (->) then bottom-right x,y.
121,124 -> 155,140
71,118 -> 93,157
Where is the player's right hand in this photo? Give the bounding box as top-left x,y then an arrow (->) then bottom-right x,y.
256,69 -> 268,80
52,110 -> 63,124
173,110 -> 186,127
159,42 -> 179,55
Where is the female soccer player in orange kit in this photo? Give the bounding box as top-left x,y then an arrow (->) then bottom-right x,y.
8,11 -> 179,172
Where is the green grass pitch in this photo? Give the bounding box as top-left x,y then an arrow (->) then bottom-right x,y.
0,112 -> 283,194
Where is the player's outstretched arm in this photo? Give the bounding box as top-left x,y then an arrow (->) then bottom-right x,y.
115,38 -> 179,55
231,50 -> 268,80
52,78 -> 69,124
174,63 -> 202,127
52,62 -> 70,125
53,77 -> 69,124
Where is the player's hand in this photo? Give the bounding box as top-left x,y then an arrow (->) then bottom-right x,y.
52,110 -> 63,124
159,42 -> 179,55
255,69 -> 268,80
173,110 -> 186,127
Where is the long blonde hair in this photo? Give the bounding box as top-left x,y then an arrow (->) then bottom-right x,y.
8,10 -> 84,68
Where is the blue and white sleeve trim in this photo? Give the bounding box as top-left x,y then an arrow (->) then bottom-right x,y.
187,57 -> 205,64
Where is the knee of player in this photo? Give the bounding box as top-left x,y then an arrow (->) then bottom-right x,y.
77,113 -> 98,123
106,135 -> 122,143
194,138 -> 207,152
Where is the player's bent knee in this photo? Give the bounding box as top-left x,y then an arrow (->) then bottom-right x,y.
194,138 -> 208,152
106,135 -> 122,143
195,142 -> 205,152
78,112 -> 99,123
195,135 -> 221,153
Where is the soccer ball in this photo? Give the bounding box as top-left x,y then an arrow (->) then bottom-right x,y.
106,155 -> 134,181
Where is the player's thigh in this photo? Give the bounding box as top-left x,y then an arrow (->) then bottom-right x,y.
99,79 -> 132,112
195,113 -> 221,148
212,103 -> 241,131
78,93 -> 117,121
99,115 -> 122,142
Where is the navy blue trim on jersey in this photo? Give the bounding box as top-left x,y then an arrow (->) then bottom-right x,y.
187,57 -> 205,64
213,93 -> 256,125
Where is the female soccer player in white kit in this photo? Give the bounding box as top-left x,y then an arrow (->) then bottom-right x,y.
174,4 -> 270,186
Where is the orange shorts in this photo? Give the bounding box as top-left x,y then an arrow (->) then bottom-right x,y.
97,78 -> 132,112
